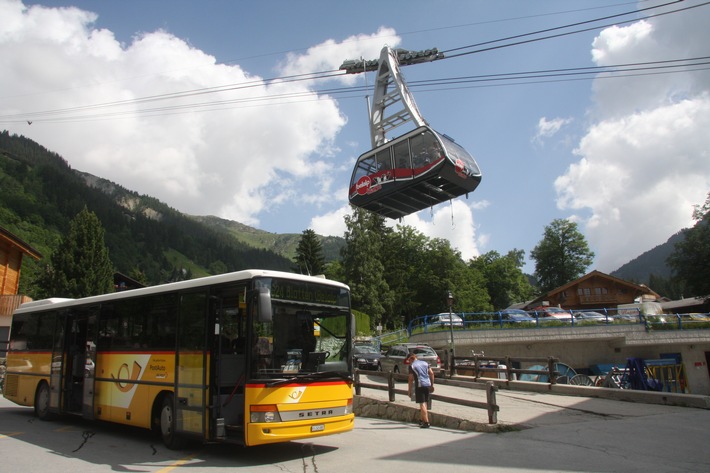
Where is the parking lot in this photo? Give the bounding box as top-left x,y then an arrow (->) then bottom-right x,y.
2,392 -> 709,472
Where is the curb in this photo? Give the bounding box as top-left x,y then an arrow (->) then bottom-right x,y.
353,395 -> 515,433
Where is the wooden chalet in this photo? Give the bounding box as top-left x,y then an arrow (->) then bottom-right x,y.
526,270 -> 661,311
1,226 -> 42,356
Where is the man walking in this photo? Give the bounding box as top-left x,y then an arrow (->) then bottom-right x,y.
407,352 -> 434,428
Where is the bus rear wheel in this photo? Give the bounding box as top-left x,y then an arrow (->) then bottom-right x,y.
160,394 -> 187,450
34,382 -> 53,421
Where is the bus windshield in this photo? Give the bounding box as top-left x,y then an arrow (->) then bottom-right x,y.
252,277 -> 351,380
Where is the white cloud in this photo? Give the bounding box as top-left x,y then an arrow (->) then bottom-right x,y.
0,1 -> 397,228
556,4 -> 710,272
310,205 -> 350,237
400,200 -> 481,261
533,116 -> 572,144
279,27 -> 399,84
311,199 -> 481,261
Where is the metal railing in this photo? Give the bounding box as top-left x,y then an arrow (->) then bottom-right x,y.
450,355 -> 560,383
406,309 -> 710,335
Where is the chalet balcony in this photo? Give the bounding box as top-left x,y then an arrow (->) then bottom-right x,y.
578,294 -> 620,305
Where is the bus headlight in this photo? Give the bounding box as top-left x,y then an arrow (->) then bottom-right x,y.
250,404 -> 282,423
344,399 -> 353,415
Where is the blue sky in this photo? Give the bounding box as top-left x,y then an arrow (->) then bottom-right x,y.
2,0 -> 709,274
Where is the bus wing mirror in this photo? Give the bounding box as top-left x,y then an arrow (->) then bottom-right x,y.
257,287 -> 273,322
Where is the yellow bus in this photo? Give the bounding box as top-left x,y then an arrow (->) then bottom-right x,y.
3,269 -> 354,448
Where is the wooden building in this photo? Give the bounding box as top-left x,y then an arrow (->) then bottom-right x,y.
1,226 -> 42,356
526,270 -> 661,311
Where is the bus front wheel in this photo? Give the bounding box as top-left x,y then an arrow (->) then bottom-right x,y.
34,382 -> 53,421
160,394 -> 187,450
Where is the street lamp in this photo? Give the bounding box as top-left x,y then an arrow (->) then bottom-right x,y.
446,290 -> 455,359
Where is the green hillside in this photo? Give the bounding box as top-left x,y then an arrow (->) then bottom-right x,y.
0,131 -> 344,297
610,232 -> 683,284
189,215 -> 344,261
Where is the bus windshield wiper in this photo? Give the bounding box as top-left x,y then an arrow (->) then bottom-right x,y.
266,371 -> 352,387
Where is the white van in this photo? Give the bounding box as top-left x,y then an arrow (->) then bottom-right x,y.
617,301 -> 664,321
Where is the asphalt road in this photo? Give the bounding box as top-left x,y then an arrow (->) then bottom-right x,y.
1,395 -> 708,472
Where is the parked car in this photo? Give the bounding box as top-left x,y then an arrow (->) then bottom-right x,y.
531,306 -> 573,322
380,343 -> 442,375
573,311 -> 610,323
352,344 -> 383,371
428,312 -> 464,328
686,313 -> 710,322
499,309 -> 536,324
614,310 -> 640,322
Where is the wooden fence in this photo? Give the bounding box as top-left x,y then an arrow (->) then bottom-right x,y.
353,369 -> 500,424
448,354 -> 562,383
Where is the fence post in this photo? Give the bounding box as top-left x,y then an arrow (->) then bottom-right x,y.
486,382 -> 498,424
548,357 -> 557,385
354,369 -> 361,395
449,350 -> 455,378
388,371 -> 396,402
505,356 -> 513,384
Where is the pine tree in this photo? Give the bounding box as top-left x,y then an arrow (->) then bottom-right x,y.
293,229 -> 325,275
340,208 -> 393,329
37,207 -> 114,298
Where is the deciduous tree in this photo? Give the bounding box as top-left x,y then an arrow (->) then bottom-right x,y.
470,249 -> 534,309
668,192 -> 710,300
530,219 -> 594,293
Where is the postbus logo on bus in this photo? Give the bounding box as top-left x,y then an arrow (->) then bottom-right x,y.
111,361 -> 143,393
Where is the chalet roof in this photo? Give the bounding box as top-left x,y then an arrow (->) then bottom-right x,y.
0,226 -> 42,260
113,272 -> 145,290
548,270 -> 660,299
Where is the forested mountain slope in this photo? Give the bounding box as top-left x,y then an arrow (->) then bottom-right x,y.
610,232 -> 683,284
0,131 -> 320,293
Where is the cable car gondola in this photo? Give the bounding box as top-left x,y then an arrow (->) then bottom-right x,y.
342,46 -> 482,219
349,125 -> 481,219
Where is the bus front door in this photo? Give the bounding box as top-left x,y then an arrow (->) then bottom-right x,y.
61,310 -> 88,414
175,292 -> 208,440
48,311 -> 66,414
82,308 -> 98,419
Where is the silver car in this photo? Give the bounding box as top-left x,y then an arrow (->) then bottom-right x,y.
428,312 -> 464,328
379,343 -> 442,375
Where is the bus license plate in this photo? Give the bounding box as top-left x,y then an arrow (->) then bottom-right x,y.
311,424 -> 325,432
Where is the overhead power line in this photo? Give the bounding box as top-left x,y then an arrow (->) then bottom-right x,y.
3,57 -> 706,124
1,1 -> 708,124
442,0 -> 699,58
1,57 -> 707,124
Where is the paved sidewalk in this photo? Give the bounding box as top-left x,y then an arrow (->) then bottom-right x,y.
353,372 -> 709,432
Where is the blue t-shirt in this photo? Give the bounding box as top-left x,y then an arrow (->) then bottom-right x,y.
410,359 -> 431,388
